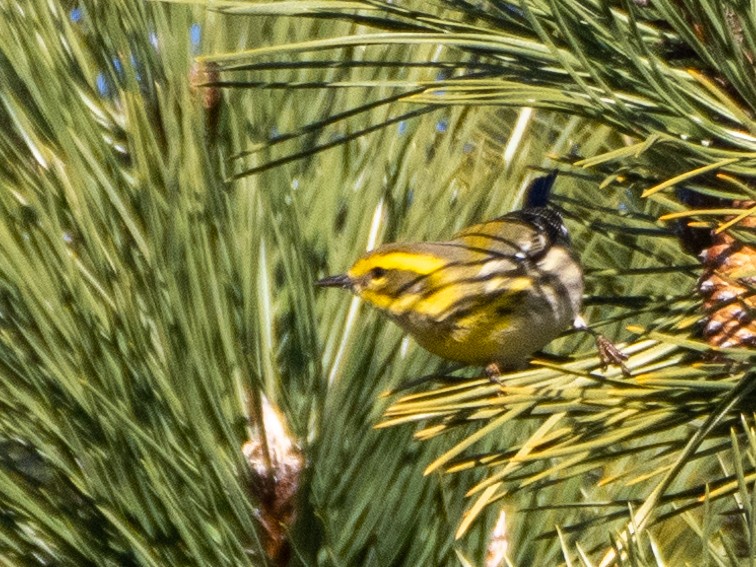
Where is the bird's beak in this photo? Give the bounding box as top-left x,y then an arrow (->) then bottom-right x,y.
315,273 -> 353,289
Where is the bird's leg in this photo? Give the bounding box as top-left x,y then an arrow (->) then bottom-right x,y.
573,315 -> 630,376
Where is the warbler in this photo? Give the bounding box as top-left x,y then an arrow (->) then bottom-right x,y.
317,178 -> 627,375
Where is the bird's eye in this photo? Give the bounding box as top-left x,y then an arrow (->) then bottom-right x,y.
370,267 -> 387,279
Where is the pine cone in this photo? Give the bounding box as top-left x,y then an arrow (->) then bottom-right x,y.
698,201 -> 755,348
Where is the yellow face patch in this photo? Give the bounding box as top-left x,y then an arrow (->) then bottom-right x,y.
359,288 -> 396,310
345,249 -> 449,312
349,251 -> 447,279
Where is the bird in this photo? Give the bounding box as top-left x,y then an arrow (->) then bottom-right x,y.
316,173 -> 627,376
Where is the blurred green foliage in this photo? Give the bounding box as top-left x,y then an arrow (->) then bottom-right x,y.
0,1 -> 754,566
